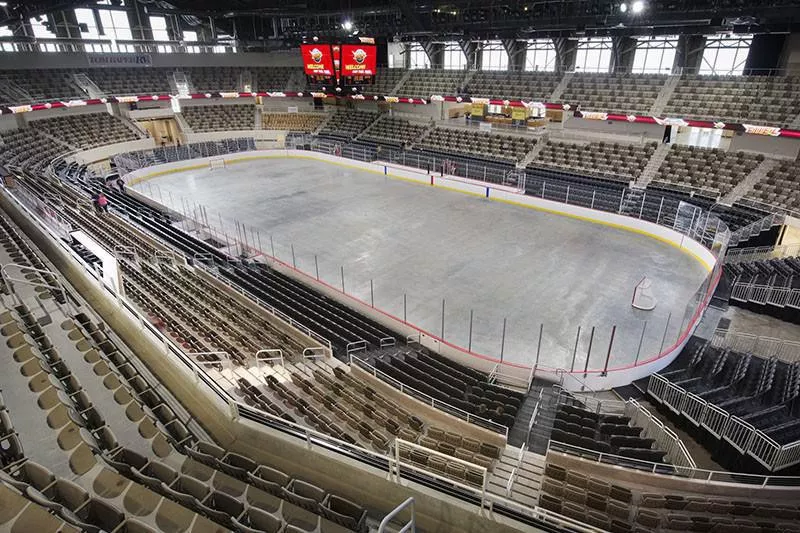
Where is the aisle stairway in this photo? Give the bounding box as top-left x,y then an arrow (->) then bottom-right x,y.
635,142 -> 670,188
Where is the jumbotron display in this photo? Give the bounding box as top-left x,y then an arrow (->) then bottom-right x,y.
301,37 -> 376,89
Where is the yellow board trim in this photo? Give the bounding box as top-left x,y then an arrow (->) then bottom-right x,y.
127,153 -> 714,272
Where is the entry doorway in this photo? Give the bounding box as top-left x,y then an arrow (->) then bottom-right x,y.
138,118 -> 180,146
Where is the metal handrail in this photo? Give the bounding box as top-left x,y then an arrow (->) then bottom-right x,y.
547,440 -> 800,486
725,243 -> 800,264
349,353 -> 509,437
378,497 -> 415,533
711,329 -> 800,364
255,348 -> 285,368
505,388 -> 542,497
198,265 -> 334,354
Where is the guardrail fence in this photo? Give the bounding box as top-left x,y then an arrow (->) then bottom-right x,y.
730,281 -> 800,310
546,440 -> 800,486
711,329 -> 800,364
726,243 -> 800,264
647,373 -> 800,472
113,138 -> 256,176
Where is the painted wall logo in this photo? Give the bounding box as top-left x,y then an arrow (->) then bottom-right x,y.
352,48 -> 368,64
87,54 -> 152,67
310,48 -> 323,63
581,111 -> 608,121
743,124 -> 781,136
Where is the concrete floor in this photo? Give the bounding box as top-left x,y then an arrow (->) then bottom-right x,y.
723,306 -> 800,343
136,157 -> 709,370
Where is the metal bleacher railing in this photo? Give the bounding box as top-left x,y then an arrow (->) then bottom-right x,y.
112,138 -> 257,176
2,171 -> 611,533
552,383 -> 697,470
647,372 -> 800,472
725,242 -> 800,265
711,329 -> 800,365
726,211 -> 786,247
546,440 -> 800,487
348,353 -> 510,437
730,280 -> 800,310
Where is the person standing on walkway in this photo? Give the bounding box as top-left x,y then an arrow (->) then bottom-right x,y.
97,192 -> 109,213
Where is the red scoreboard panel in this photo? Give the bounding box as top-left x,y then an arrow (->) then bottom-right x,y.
302,40 -> 376,89
301,44 -> 335,79
340,44 -> 377,78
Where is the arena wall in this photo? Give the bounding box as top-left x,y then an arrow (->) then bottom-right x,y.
0,50 -> 302,70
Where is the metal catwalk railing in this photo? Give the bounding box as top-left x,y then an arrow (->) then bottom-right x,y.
647,373 -> 800,472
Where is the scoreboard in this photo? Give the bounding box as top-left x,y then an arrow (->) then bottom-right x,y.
301,38 -> 376,90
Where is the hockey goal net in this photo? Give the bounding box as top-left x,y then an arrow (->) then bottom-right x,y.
632,276 -> 657,311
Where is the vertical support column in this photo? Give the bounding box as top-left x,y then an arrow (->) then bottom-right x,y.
554,37 -> 577,72
612,36 -> 637,73
675,35 -> 707,74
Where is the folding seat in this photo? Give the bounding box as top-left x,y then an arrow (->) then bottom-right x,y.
437,441 -> 456,457
664,494 -> 686,510
636,509 -> 661,529
610,484 -> 632,504
220,452 -> 257,480
410,449 -> 429,465
565,470 -> 588,489
132,460 -> 178,491
543,463 -> 566,482
479,442 -> 501,459
103,448 -> 148,475
607,500 -> 629,521
538,493 -> 561,513
232,507 -> 284,533
283,479 -> 325,513
62,497 -> 125,533
640,493 -> 666,508
562,501 -> 586,522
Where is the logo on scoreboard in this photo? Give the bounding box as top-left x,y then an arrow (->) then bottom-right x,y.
310,48 -> 323,63
352,48 -> 368,64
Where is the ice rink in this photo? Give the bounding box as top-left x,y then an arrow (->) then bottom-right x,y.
136,157 -> 710,370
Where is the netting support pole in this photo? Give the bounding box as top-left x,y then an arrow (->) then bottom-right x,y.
635,321 -> 647,365
570,326 -> 581,372
468,309 -> 473,352
601,325 -> 616,376
583,326 -> 595,384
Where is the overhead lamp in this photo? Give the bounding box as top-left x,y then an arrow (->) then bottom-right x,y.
619,3 -> 628,13
342,20 -> 353,31
631,1 -> 645,13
